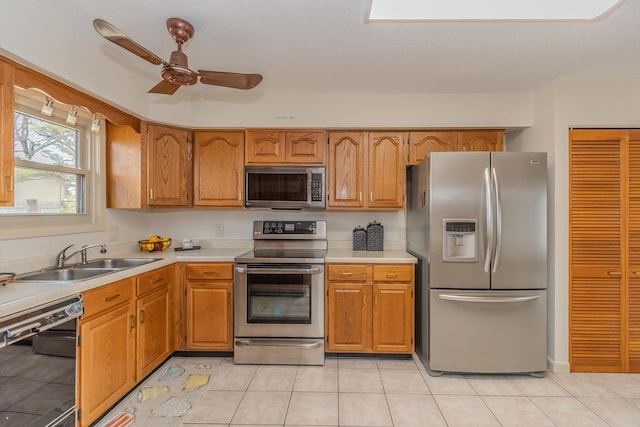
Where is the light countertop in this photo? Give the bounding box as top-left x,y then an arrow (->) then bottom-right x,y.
1,247 -> 415,318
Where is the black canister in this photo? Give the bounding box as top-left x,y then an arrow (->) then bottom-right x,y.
366,221 -> 384,251
353,225 -> 367,251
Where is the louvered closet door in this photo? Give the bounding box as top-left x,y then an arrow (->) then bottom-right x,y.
628,130 -> 640,372
569,129 -> 626,372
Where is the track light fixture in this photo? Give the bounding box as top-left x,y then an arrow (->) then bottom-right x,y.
90,114 -> 101,133
66,106 -> 78,125
41,97 -> 54,116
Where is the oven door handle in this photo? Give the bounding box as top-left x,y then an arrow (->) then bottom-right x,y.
235,267 -> 323,275
235,338 -> 324,349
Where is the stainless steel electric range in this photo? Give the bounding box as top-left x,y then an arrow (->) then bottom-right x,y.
233,220 -> 326,365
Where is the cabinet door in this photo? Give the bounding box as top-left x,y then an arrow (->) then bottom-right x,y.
368,132 -> 405,209
569,129 -> 624,372
372,283 -> 414,353
137,286 -> 171,380
78,303 -> 136,427
328,132 -> 366,208
245,130 -> 285,164
146,124 -> 192,206
285,130 -> 326,164
186,281 -> 233,350
0,59 -> 14,206
629,130 -> 640,373
193,131 -> 244,207
408,131 -> 456,166
326,283 -> 370,352
106,123 -> 142,208
456,130 -> 504,152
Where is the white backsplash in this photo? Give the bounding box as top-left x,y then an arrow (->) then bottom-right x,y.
0,209 -> 407,275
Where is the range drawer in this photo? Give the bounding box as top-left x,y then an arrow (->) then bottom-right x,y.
83,278 -> 134,317
186,263 -> 233,280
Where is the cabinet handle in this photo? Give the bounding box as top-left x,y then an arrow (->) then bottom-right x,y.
608,271 -> 622,276
203,271 -> 218,276
149,189 -> 154,200
374,293 -> 378,305
386,273 -> 398,278
152,278 -> 163,284
363,293 -> 366,305
341,272 -> 353,276
359,192 -> 362,202
370,192 -> 373,202
633,271 -> 640,275
140,310 -> 145,324
130,315 -> 135,330
104,293 -> 120,302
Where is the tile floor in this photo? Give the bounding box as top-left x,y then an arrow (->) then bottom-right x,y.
96,355 -> 640,427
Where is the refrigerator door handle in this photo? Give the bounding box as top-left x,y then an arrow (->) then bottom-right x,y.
483,168 -> 493,273
438,294 -> 541,303
492,167 -> 502,273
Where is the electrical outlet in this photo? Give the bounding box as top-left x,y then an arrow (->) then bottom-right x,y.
107,226 -> 119,242
214,224 -> 224,237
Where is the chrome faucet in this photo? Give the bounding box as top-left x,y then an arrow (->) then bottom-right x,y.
55,243 -> 107,268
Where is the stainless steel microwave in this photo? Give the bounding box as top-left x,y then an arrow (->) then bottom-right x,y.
244,166 -> 325,209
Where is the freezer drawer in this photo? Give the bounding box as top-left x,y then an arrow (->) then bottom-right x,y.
429,289 -> 546,374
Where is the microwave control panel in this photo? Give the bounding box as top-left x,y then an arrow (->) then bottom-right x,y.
311,173 -> 323,202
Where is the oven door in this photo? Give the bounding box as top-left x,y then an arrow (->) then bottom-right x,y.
234,263 -> 324,338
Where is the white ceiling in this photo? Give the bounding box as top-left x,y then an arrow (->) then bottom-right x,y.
4,0 -> 640,102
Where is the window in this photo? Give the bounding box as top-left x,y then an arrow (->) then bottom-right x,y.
0,88 -> 105,238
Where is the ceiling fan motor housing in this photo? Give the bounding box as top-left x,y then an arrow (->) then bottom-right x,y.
162,50 -> 197,85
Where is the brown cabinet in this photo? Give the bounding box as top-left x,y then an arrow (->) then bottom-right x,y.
328,131 -> 405,210
245,129 -> 326,165
185,263 -> 234,350
106,122 -> 192,208
569,129 -> 640,373
0,59 -> 13,206
135,265 -> 172,379
78,278 -> 136,427
407,129 -> 505,166
193,131 -> 244,207
145,123 -> 192,207
325,263 -> 414,354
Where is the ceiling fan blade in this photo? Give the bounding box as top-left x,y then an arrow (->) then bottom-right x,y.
198,70 -> 263,89
93,19 -> 167,66
148,80 -> 181,95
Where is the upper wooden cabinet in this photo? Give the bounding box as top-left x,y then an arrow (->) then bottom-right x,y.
245,129 -> 326,165
0,59 -> 14,206
407,129 -> 505,166
144,123 -> 192,207
193,131 -> 244,207
106,122 -> 192,208
328,131 -> 405,210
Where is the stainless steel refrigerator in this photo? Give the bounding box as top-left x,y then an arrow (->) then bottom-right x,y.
407,152 -> 547,375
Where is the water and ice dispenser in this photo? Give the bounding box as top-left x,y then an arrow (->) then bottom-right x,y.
442,219 -> 478,262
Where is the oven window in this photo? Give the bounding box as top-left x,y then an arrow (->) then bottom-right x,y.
247,273 -> 312,324
247,173 -> 307,201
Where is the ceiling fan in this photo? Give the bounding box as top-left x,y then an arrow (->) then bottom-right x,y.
93,17 -> 263,95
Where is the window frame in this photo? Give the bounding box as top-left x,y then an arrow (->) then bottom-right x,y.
0,89 -> 105,239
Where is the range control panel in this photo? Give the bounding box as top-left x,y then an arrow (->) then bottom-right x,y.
253,220 -> 327,239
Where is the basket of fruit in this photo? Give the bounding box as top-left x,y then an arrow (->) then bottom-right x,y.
138,235 -> 172,252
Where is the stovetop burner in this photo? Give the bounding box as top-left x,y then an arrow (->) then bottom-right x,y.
235,220 -> 327,264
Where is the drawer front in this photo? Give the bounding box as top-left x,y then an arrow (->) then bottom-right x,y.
186,263 -> 233,280
327,264 -> 368,281
137,265 -> 173,295
373,265 -> 413,282
83,278 -> 134,317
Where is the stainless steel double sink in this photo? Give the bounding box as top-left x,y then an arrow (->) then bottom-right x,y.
14,258 -> 162,283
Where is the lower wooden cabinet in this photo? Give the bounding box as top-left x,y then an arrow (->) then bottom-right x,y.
78,265 -> 174,426
185,263 -> 234,350
78,278 -> 137,427
136,266 -> 172,379
325,263 -> 414,354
